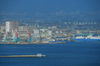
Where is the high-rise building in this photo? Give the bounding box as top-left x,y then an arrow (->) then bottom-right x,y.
5,21 -> 18,39
6,21 -> 18,33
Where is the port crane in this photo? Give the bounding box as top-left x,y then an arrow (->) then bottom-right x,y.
2,34 -> 7,42
12,29 -> 20,43
28,30 -> 32,43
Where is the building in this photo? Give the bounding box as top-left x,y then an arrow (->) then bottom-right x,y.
5,21 -> 18,39
6,21 -> 18,33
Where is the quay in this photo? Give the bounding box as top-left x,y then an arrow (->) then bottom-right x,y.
0,54 -> 46,58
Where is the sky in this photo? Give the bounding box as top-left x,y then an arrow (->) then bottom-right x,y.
0,0 -> 100,22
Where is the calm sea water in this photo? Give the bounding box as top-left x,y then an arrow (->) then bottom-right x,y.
0,41 -> 100,66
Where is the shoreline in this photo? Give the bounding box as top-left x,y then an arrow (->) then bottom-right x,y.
0,42 -> 66,45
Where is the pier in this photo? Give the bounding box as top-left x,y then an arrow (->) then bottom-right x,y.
0,54 -> 46,58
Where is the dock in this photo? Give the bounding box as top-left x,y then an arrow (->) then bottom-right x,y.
0,54 -> 46,58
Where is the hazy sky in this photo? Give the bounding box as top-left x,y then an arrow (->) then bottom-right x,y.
0,0 -> 100,22
0,0 -> 100,12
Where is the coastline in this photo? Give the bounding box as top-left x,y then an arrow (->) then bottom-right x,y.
0,42 -> 66,45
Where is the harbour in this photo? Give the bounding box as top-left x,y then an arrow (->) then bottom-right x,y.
0,21 -> 100,44
0,0 -> 100,66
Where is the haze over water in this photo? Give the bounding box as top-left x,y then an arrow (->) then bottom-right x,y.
0,0 -> 100,22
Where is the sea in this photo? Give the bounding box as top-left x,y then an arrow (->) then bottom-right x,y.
0,41 -> 100,66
